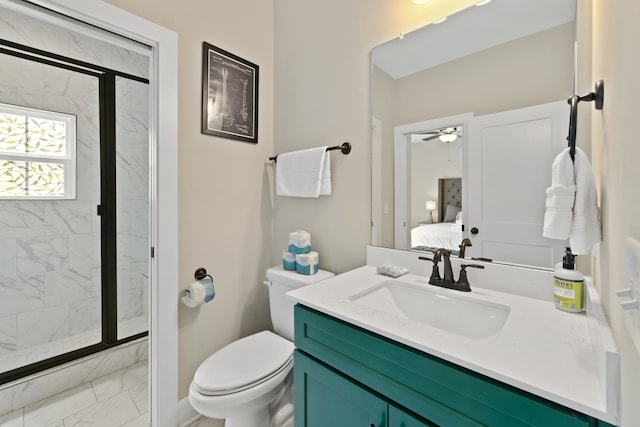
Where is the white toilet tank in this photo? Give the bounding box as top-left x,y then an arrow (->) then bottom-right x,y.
265,266 -> 334,341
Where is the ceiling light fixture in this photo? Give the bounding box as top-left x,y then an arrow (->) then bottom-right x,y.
433,17 -> 448,24
475,0 -> 492,6
439,133 -> 458,143
412,0 -> 430,4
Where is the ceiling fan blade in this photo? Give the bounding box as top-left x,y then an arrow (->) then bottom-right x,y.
421,135 -> 440,142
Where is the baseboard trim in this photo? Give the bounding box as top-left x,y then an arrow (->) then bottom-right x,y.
178,396 -> 201,427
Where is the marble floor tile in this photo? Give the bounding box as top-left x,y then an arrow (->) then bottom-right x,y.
62,392 -> 140,427
23,383 -> 96,427
3,362 -> 149,427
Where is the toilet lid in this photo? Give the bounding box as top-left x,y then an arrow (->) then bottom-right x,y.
193,330 -> 295,395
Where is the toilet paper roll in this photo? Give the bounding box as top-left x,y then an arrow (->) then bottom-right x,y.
296,251 -> 319,275
182,276 -> 215,307
288,230 -> 311,254
282,250 -> 296,271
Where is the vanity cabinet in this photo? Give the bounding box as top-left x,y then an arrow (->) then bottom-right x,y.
293,305 -> 615,427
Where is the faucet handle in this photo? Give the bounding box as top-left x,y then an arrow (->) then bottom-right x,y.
419,256 -> 441,283
456,264 -> 485,292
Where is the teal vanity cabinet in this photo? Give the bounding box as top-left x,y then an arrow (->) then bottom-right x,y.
293,305 -> 615,427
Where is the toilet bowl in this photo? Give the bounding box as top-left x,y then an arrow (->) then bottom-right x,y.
189,331 -> 294,427
188,266 -> 335,427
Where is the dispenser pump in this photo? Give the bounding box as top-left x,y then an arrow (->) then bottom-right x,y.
562,247 -> 576,270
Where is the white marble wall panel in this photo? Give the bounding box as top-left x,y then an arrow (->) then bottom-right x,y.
0,202 -> 45,239
1,4 -> 149,80
16,305 -> 69,351
16,236 -> 68,276
81,340 -> 147,383
44,269 -> 93,307
0,314 -> 17,356
44,201 -> 93,235
0,239 -> 17,278
117,288 -> 143,323
0,387 -> 14,416
12,363 -> 84,410
68,296 -> 101,336
0,274 -> 45,316
0,6 -> 18,42
68,233 -> 100,276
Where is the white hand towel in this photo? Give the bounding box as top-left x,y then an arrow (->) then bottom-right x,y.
319,152 -> 332,195
569,147 -> 601,255
543,147 -> 576,239
276,146 -> 328,197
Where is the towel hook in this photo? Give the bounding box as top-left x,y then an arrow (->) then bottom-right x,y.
567,80 -> 604,161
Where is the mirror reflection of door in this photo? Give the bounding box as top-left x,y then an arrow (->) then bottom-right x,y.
466,101 -> 569,267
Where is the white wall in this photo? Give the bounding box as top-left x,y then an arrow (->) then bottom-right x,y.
589,0 -> 640,425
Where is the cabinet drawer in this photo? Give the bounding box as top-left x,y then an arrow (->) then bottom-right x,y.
295,304 -> 593,427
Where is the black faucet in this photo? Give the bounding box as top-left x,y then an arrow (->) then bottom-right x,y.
459,238 -> 472,258
419,249 -> 485,292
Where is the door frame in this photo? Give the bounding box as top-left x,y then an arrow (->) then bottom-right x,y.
393,112 -> 473,249
25,0 -> 179,425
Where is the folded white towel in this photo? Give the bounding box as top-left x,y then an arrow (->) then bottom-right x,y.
543,184 -> 576,239
543,148 -> 575,239
569,147 -> 601,255
275,146 -> 330,197
542,147 -> 601,255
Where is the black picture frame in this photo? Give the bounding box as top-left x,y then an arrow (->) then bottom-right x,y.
201,42 -> 259,143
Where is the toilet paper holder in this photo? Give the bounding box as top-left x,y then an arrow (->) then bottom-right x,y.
194,267 -> 213,282
182,267 -> 215,308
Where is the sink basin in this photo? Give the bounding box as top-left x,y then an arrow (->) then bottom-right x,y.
349,280 -> 510,340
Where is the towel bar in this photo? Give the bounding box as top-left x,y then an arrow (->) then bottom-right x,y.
268,142 -> 351,162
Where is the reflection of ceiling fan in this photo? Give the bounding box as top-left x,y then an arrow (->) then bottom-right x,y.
421,127 -> 462,143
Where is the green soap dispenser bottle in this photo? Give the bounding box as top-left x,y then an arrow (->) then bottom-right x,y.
553,247 -> 585,312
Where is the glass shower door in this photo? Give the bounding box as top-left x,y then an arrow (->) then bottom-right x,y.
115,77 -> 150,340
0,52 -> 102,375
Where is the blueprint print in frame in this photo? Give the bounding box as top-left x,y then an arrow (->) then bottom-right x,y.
201,42 -> 259,143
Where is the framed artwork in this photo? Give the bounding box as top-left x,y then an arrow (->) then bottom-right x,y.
201,42 -> 259,143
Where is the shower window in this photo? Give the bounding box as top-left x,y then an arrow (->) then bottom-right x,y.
0,103 -> 76,199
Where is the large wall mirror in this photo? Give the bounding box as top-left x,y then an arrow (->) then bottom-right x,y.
371,0 -> 577,268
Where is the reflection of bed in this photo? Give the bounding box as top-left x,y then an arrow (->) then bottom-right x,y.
411,223 -> 462,251
411,177 -> 462,252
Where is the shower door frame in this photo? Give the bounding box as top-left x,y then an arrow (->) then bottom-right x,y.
0,41 -> 150,383
21,1 -> 180,425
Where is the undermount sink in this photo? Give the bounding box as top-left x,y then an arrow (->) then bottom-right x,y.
349,280 -> 510,340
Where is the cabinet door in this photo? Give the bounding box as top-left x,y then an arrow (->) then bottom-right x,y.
295,351 -> 388,427
389,405 -> 437,427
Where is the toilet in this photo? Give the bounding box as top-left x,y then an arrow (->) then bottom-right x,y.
189,266 -> 334,427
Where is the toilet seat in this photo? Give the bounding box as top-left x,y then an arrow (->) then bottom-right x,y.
193,330 -> 295,396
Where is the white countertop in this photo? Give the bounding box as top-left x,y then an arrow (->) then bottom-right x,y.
287,248 -> 619,425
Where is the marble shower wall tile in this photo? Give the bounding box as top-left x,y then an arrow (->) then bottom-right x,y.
16,236 -> 68,276
16,304 -> 69,351
0,314 -> 17,356
0,274 -> 45,316
0,239 -> 17,278
81,340 -> 147,383
12,363 -> 84,410
44,201 -> 93,235
0,201 -> 45,239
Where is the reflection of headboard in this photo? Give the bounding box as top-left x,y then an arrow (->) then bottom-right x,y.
438,178 -> 462,221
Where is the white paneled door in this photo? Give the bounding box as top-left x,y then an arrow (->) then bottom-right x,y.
466,101 -> 569,267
